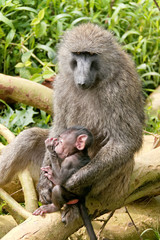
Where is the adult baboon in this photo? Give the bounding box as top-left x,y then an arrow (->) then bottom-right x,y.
0,23 -> 144,212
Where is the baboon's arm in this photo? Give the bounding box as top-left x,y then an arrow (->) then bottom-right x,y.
64,141 -> 134,196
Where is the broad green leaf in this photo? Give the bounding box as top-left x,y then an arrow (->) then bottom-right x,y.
31,18 -> 40,26
31,73 -> 42,82
19,68 -> 31,79
0,100 -> 14,127
24,61 -> 32,67
38,9 -> 45,20
36,44 -> 56,60
34,21 -> 47,38
12,107 -> 37,127
15,62 -> 25,68
42,70 -> 54,79
22,50 -> 33,63
0,12 -> 14,29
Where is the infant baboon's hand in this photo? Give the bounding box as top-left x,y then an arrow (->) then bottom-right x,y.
41,166 -> 55,184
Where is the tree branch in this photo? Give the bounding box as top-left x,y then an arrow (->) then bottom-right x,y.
0,74 -> 53,114
2,146 -> 160,239
0,124 -> 38,220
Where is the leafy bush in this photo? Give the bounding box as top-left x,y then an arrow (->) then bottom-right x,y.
0,0 -> 159,92
0,100 -> 52,138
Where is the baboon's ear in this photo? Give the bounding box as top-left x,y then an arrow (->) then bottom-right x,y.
75,135 -> 88,150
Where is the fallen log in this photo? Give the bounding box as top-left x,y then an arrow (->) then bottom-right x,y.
0,74 -> 53,115
0,216 -> 17,239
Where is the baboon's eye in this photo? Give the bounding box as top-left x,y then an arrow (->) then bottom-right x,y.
91,61 -> 99,71
70,59 -> 77,70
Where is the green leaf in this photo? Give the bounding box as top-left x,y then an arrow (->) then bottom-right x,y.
53,13 -> 71,22
5,29 -> 16,49
137,64 -> 147,70
31,18 -> 40,26
0,26 -> 5,38
71,17 -> 91,26
24,61 -> 32,67
19,68 -> 31,79
34,21 -> 47,38
120,30 -> 140,42
71,10 -> 83,17
22,50 -> 33,63
16,7 -> 37,13
111,3 -> 128,23
0,12 -> 14,29
142,72 -> 160,77
30,73 -> 42,82
12,107 -> 38,127
38,9 -> 45,20
0,100 -> 14,127
36,44 -> 56,59
15,62 -> 25,68
42,70 -> 54,79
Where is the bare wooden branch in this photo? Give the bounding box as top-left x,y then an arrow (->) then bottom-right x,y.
0,74 -> 53,114
0,188 -> 32,220
0,125 -> 38,219
18,169 -> 38,212
0,124 -> 15,143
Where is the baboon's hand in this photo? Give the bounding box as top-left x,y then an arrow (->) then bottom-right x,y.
65,168 -> 92,196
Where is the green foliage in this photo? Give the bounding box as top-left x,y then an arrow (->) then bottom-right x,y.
0,100 -> 52,139
145,106 -> 160,134
0,0 -> 159,92
0,201 -> 6,215
141,228 -> 160,240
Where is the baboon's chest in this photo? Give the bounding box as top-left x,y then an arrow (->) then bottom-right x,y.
65,96 -> 109,155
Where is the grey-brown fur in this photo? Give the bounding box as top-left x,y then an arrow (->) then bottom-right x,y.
0,23 -> 144,209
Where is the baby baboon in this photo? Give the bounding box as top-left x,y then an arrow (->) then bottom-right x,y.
0,24 -> 144,216
33,126 -> 97,240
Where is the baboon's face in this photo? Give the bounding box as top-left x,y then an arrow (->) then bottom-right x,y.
70,52 -> 100,90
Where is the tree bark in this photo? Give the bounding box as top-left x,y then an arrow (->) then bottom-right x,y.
94,197 -> 160,240
0,74 -> 53,114
0,216 -> 17,239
